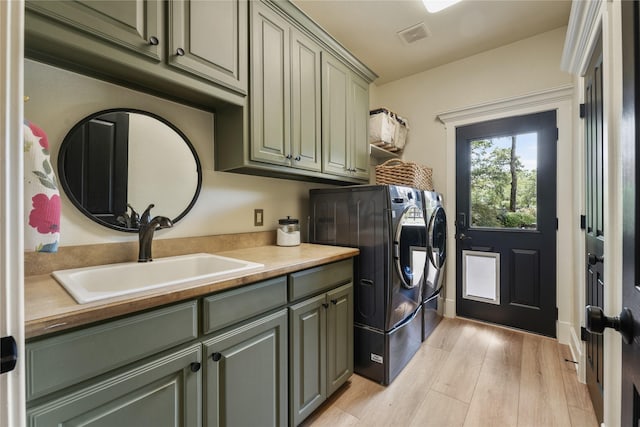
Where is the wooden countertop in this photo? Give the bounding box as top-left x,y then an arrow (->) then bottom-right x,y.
25,243 -> 359,339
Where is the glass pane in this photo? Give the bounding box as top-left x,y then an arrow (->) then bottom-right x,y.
470,132 -> 538,229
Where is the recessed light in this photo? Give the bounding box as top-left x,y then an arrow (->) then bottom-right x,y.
422,0 -> 463,13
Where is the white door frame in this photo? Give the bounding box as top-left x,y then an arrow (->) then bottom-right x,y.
0,1 -> 25,426
562,1 -> 624,426
436,84 -> 575,342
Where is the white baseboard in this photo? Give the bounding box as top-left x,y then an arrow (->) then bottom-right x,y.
444,298 -> 456,318
570,326 -> 586,382
557,320 -> 573,345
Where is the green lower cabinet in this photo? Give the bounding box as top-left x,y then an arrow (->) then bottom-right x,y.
203,309 -> 288,427
26,343 -> 202,427
289,283 -> 353,426
326,284 -> 354,396
289,293 -> 327,426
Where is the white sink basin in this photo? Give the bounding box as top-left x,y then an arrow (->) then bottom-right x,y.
52,253 -> 264,304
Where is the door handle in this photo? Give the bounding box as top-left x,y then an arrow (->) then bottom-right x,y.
459,233 -> 471,241
1,336 -> 18,374
585,305 -> 634,344
587,253 -> 604,265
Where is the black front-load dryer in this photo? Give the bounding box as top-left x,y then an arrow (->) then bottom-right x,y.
309,184 -> 427,385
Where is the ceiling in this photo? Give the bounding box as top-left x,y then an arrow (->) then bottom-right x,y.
292,0 -> 572,85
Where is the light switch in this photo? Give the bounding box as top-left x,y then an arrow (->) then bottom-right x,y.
254,209 -> 264,226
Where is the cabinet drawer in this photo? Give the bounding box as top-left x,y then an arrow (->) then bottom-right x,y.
288,260 -> 352,301
202,276 -> 287,335
27,343 -> 201,427
26,300 -> 198,401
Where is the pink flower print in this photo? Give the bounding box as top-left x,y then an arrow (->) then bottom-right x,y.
28,122 -> 49,150
29,193 -> 61,234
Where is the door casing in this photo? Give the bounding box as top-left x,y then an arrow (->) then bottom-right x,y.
438,87 -> 574,342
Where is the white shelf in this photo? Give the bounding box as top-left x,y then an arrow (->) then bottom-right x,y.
370,144 -> 400,162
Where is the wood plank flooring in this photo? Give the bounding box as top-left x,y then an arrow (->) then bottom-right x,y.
302,317 -> 598,427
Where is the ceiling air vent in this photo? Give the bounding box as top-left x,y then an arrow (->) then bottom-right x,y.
397,22 -> 431,45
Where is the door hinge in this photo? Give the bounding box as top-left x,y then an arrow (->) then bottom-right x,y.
555,128 -> 559,141
581,326 -> 589,341
1,336 -> 18,374
555,218 -> 559,230
556,306 -> 559,319
579,103 -> 586,118
580,214 -> 586,230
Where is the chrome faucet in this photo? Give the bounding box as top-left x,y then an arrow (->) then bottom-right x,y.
138,204 -> 173,262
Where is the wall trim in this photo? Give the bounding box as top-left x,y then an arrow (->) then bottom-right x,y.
437,84 -> 573,125
436,85 -> 575,344
561,0 -> 603,74
0,1 -> 25,426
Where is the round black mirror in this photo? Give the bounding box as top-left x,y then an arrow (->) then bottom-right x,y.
58,109 -> 202,232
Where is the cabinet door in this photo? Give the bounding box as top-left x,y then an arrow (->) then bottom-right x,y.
26,0 -> 161,61
321,53 -> 350,177
204,309 -> 288,427
289,294 -> 327,426
290,29 -> 322,172
326,283 -> 354,396
250,2 -> 291,165
168,0 -> 248,94
349,73 -> 371,180
27,344 -> 202,427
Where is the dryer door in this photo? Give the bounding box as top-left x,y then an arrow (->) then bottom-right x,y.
394,205 -> 428,290
425,206 -> 447,299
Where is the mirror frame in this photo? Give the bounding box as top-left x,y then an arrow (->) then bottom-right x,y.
57,108 -> 203,233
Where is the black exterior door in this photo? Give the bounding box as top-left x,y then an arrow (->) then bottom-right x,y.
455,111 -> 557,337
583,32 -> 605,423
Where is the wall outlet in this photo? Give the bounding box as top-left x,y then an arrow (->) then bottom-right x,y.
254,209 -> 264,227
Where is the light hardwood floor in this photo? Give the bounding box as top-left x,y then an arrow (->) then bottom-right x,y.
302,317 -> 598,427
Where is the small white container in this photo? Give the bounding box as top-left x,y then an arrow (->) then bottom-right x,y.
277,216 -> 300,246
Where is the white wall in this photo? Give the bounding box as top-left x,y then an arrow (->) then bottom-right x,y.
24,60 -> 332,246
371,26 -> 572,192
372,26 -> 575,339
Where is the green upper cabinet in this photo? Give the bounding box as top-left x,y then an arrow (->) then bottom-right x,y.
26,0 -> 162,61
350,73 -> 372,181
25,0 -> 247,108
250,2 -> 322,172
250,2 -> 291,165
322,52 -> 371,181
168,0 -> 248,94
290,29 -> 322,172
216,0 -> 376,184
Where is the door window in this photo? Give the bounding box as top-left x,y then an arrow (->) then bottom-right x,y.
470,133 -> 538,230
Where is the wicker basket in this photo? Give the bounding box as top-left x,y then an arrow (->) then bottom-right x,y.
375,159 -> 433,191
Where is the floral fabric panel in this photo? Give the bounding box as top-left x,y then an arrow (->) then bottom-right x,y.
24,121 -> 60,252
